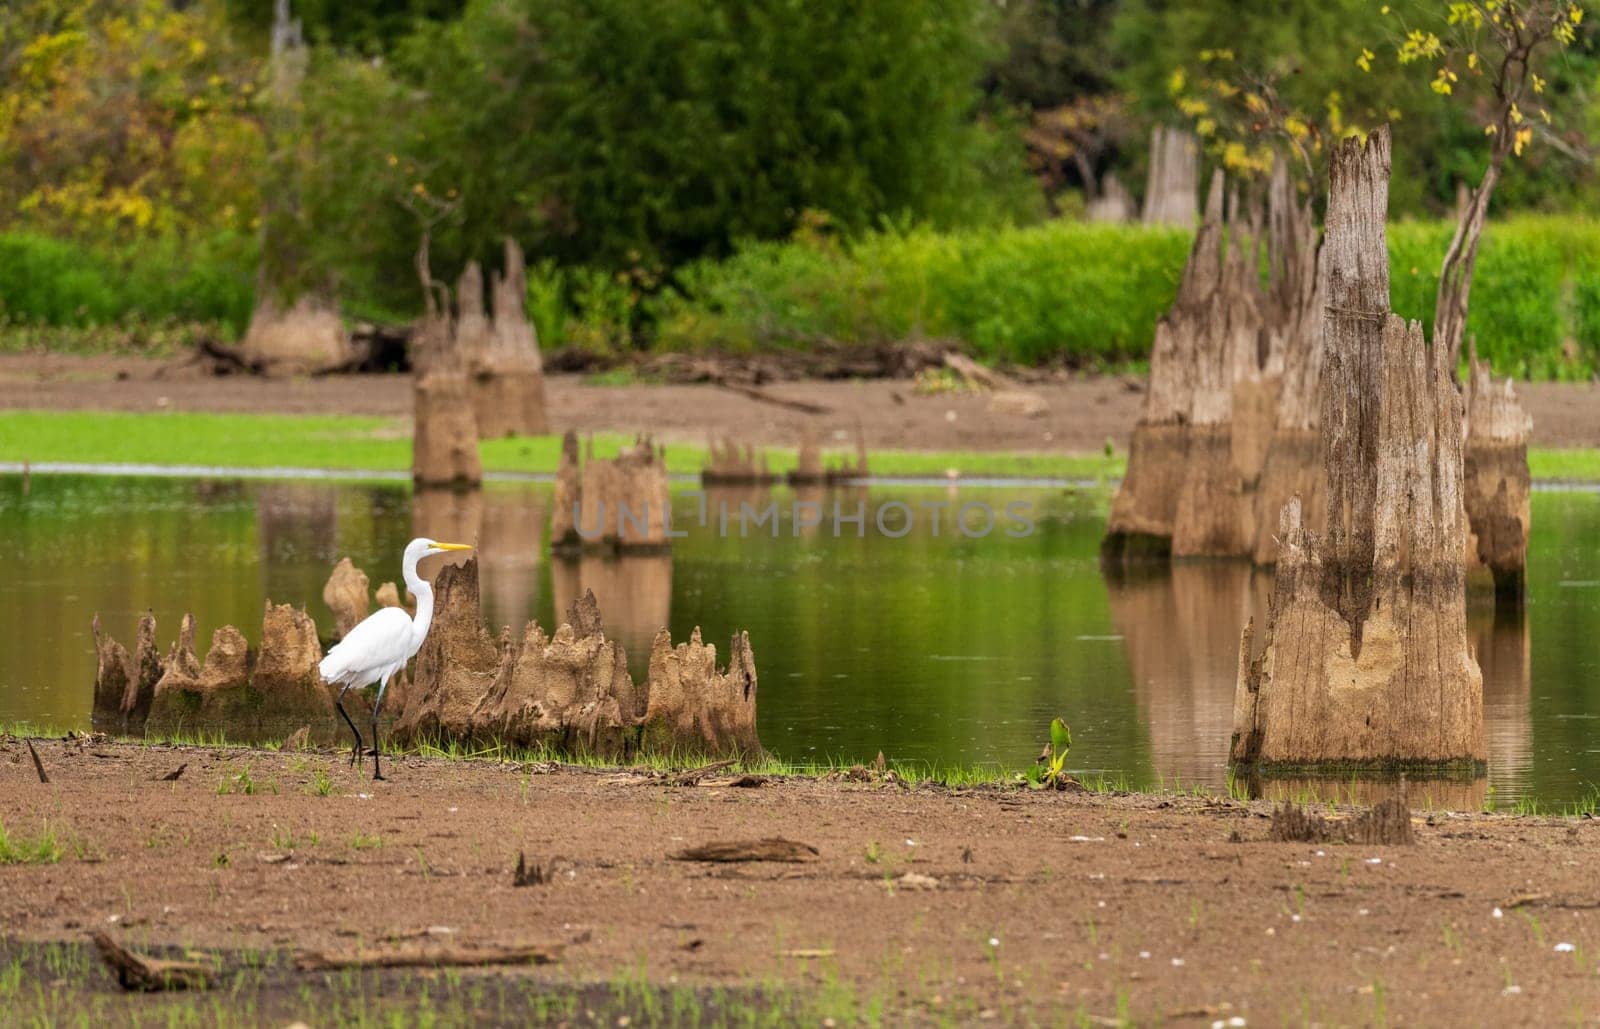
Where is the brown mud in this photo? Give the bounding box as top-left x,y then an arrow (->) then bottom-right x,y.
2,737 -> 1598,1024
6,353 -> 1600,455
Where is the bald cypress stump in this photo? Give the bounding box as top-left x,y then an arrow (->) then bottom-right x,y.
1231,128 -> 1484,773
1251,163 -> 1327,566
1105,173 -> 1266,562
1463,341 -> 1531,601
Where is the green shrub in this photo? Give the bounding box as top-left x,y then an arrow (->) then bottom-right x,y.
0,231 -> 256,338
652,222 -> 1193,366
648,214 -> 1600,377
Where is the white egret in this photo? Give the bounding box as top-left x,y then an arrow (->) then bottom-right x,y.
320,537 -> 472,779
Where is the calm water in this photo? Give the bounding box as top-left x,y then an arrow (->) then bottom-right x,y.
2,473 -> 1599,807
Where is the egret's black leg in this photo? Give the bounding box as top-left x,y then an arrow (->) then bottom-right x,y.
370,674 -> 390,781
335,685 -> 364,772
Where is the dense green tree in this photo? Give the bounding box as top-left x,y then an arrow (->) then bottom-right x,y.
1109,0 -> 1595,215
221,0 -> 466,55
291,0 -> 1039,315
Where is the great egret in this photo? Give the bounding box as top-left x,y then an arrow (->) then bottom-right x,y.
320,537 -> 472,779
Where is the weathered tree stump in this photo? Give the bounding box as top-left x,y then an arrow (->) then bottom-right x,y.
238,296 -> 353,377
1463,342 -> 1531,600
412,355 -> 483,489
92,612 -> 161,734
788,431 -> 826,486
552,435 -> 671,554
391,562 -> 761,759
98,603 -> 329,743
1251,162 -> 1328,566
640,627 -> 760,756
1171,180 -> 1266,558
702,437 -> 777,486
1106,173 -> 1264,561
474,239 -> 549,438
1231,128 -> 1484,774
322,558 -> 370,640
392,559 -> 501,744
550,430 -> 582,553
1142,126 -> 1199,226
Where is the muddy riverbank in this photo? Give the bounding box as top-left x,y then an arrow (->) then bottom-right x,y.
7,352 -> 1600,452
2,736 -> 1597,1024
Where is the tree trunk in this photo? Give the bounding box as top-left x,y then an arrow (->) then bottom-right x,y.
1231,128 -> 1484,772
1142,126 -> 1199,226
1171,183 -> 1266,557
1251,161 -> 1327,565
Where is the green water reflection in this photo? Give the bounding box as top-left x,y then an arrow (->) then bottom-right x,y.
2,473 -> 1597,807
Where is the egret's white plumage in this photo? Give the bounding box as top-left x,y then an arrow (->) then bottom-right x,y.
322,536 -> 472,779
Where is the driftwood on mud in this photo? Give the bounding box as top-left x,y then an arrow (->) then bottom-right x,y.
639,338 -> 947,385
1231,128 -> 1484,771
295,943 -> 562,972
92,932 -> 212,992
390,561 -> 760,759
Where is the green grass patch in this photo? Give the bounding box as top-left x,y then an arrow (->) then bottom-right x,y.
0,819 -> 64,865
3,409 -> 1597,482
0,410 -> 1123,481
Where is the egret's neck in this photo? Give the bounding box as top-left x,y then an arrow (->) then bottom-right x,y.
403,550 -> 434,655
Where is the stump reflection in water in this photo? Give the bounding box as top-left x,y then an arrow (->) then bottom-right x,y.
1106,562 -> 1268,785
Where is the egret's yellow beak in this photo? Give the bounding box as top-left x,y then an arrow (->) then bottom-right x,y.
433,542 -> 474,552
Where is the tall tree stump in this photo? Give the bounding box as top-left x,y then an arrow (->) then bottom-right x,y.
1463,342 -> 1531,600
473,239 -> 549,438
1106,173 -> 1264,561
1251,162 -> 1327,566
1231,128 -> 1484,773
552,436 -> 671,554
1171,181 -> 1266,557
412,313 -> 483,489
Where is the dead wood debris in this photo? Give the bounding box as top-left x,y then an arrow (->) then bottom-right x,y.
26,740 -> 48,783
92,932 -> 212,992
669,838 -> 819,863
513,852 -> 551,887
1268,795 -> 1415,845
295,943 -> 562,972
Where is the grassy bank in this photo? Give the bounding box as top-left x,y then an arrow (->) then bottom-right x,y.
4,410 -> 1600,482
0,411 -> 1123,481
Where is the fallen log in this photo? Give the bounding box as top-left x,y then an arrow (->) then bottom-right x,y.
669,838 -> 819,863
92,932 -> 212,992
295,942 -> 562,972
